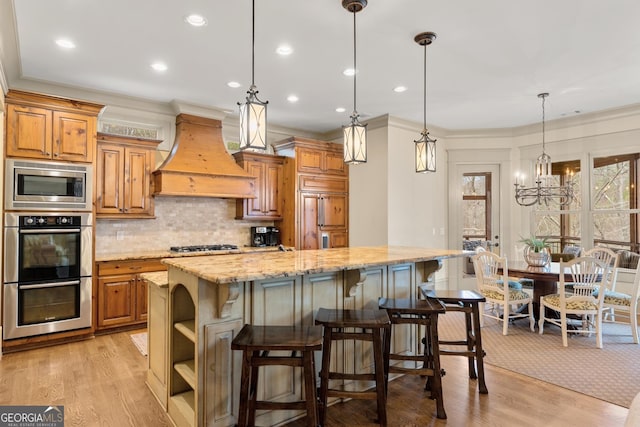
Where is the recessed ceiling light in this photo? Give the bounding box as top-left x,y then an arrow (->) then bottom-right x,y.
343,68 -> 357,76
55,39 -> 75,49
150,62 -> 168,72
335,107 -> 346,113
276,45 -> 293,56
287,95 -> 299,103
227,81 -> 241,88
185,14 -> 207,27
393,86 -> 407,93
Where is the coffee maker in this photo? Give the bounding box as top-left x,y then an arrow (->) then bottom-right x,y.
251,226 -> 281,247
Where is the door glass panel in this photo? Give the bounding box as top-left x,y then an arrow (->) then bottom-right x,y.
463,200 -> 486,238
463,175 -> 486,196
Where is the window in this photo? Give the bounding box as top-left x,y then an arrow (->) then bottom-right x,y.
462,173 -> 491,248
533,160 -> 581,253
592,154 -> 639,252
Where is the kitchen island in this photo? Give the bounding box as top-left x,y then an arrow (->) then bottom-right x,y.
157,246 -> 469,427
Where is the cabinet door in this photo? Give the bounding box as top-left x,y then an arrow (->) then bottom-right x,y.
98,274 -> 136,328
300,193 -> 320,249
319,194 -> 347,228
324,150 -> 347,176
124,147 -> 153,215
53,111 -> 95,162
5,104 -> 53,159
297,147 -> 324,174
329,231 -> 348,248
263,161 -> 282,217
136,277 -> 148,321
246,161 -> 267,217
96,144 -> 125,215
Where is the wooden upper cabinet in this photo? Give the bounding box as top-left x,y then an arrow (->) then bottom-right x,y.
297,146 -> 347,176
233,151 -> 285,220
96,133 -> 161,218
5,90 -> 103,163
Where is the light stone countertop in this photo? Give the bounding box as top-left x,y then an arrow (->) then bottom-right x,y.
139,271 -> 169,288
95,246 -> 283,262
162,246 -> 472,284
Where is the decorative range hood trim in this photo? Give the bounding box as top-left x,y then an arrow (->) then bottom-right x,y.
152,113 -> 256,199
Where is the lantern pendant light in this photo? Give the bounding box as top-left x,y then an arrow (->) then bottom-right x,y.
414,32 -> 437,173
238,0 -> 268,150
342,0 -> 368,164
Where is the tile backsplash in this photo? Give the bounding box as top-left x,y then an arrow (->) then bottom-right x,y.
95,196 -> 270,256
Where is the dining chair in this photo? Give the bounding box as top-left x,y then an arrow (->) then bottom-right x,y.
538,256 -> 609,348
600,254 -> 640,344
472,251 -> 535,335
583,247 -> 620,291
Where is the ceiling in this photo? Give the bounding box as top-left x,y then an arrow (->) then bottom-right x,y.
3,0 -> 640,134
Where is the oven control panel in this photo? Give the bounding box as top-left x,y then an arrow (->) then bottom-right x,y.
20,215 -> 82,228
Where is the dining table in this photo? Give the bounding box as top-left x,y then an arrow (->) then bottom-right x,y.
500,261 -> 577,319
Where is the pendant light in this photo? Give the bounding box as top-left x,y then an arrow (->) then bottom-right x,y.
514,93 -> 574,206
342,0 -> 367,164
238,0 -> 268,150
414,31 -> 437,173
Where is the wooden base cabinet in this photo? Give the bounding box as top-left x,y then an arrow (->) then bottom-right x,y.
5,90 -> 103,162
273,137 -> 349,250
96,259 -> 166,331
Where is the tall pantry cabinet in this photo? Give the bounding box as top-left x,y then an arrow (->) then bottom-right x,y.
273,137 -> 349,250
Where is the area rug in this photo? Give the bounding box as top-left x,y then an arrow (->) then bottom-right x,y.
130,332 -> 148,356
438,311 -> 640,408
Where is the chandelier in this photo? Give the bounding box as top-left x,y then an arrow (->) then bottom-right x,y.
238,0 -> 268,150
414,31 -> 437,173
514,93 -> 574,206
342,0 -> 367,164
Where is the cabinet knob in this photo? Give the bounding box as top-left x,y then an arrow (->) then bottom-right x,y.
53,153 -> 59,157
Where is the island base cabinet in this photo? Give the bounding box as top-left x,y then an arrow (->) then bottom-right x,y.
146,275 -> 168,409
203,320 -> 243,427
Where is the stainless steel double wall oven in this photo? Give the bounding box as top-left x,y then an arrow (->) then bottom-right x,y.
3,159 -> 93,340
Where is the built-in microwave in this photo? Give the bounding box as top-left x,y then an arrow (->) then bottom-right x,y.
5,159 -> 93,211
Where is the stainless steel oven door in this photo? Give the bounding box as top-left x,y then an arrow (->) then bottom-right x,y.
3,277 -> 92,339
4,212 -> 92,284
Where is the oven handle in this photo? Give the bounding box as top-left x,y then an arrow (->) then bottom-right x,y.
19,280 -> 81,290
19,228 -> 81,234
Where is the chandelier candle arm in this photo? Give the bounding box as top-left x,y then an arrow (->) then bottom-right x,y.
342,0 -> 368,165
514,92 -> 574,206
414,31 -> 437,173
238,0 -> 268,151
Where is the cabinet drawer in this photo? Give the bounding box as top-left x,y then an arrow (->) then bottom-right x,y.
97,259 -> 166,276
299,175 -> 348,193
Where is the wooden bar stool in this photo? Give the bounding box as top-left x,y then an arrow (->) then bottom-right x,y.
231,324 -> 323,427
421,288 -> 489,394
314,308 -> 391,427
378,296 -> 447,419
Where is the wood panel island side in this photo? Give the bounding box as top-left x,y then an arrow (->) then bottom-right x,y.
153,246 -> 468,427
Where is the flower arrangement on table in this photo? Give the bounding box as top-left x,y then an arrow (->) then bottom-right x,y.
519,236 -> 550,266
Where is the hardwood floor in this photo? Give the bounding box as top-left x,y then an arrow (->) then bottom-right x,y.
0,330 -> 629,427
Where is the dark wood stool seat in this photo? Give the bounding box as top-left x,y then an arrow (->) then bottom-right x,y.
231,324 -> 323,427
378,296 -> 447,419
314,308 -> 391,427
421,288 -> 489,394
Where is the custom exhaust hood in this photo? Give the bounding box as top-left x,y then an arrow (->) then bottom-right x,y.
152,114 -> 256,199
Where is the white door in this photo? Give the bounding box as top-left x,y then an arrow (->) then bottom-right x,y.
452,164 -> 501,290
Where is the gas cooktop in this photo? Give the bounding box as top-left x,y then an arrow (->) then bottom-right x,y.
169,244 -> 239,253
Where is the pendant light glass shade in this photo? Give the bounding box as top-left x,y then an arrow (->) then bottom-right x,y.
239,87 -> 267,150
343,117 -> 367,163
342,0 -> 367,164
238,0 -> 268,150
414,32 -> 437,173
415,130 -> 436,172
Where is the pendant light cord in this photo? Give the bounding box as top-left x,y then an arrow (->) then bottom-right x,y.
251,0 -> 255,87
541,94 -> 546,154
423,42 -> 427,130
352,9 -> 357,116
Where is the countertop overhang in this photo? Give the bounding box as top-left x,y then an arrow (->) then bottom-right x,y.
162,246 -> 472,284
